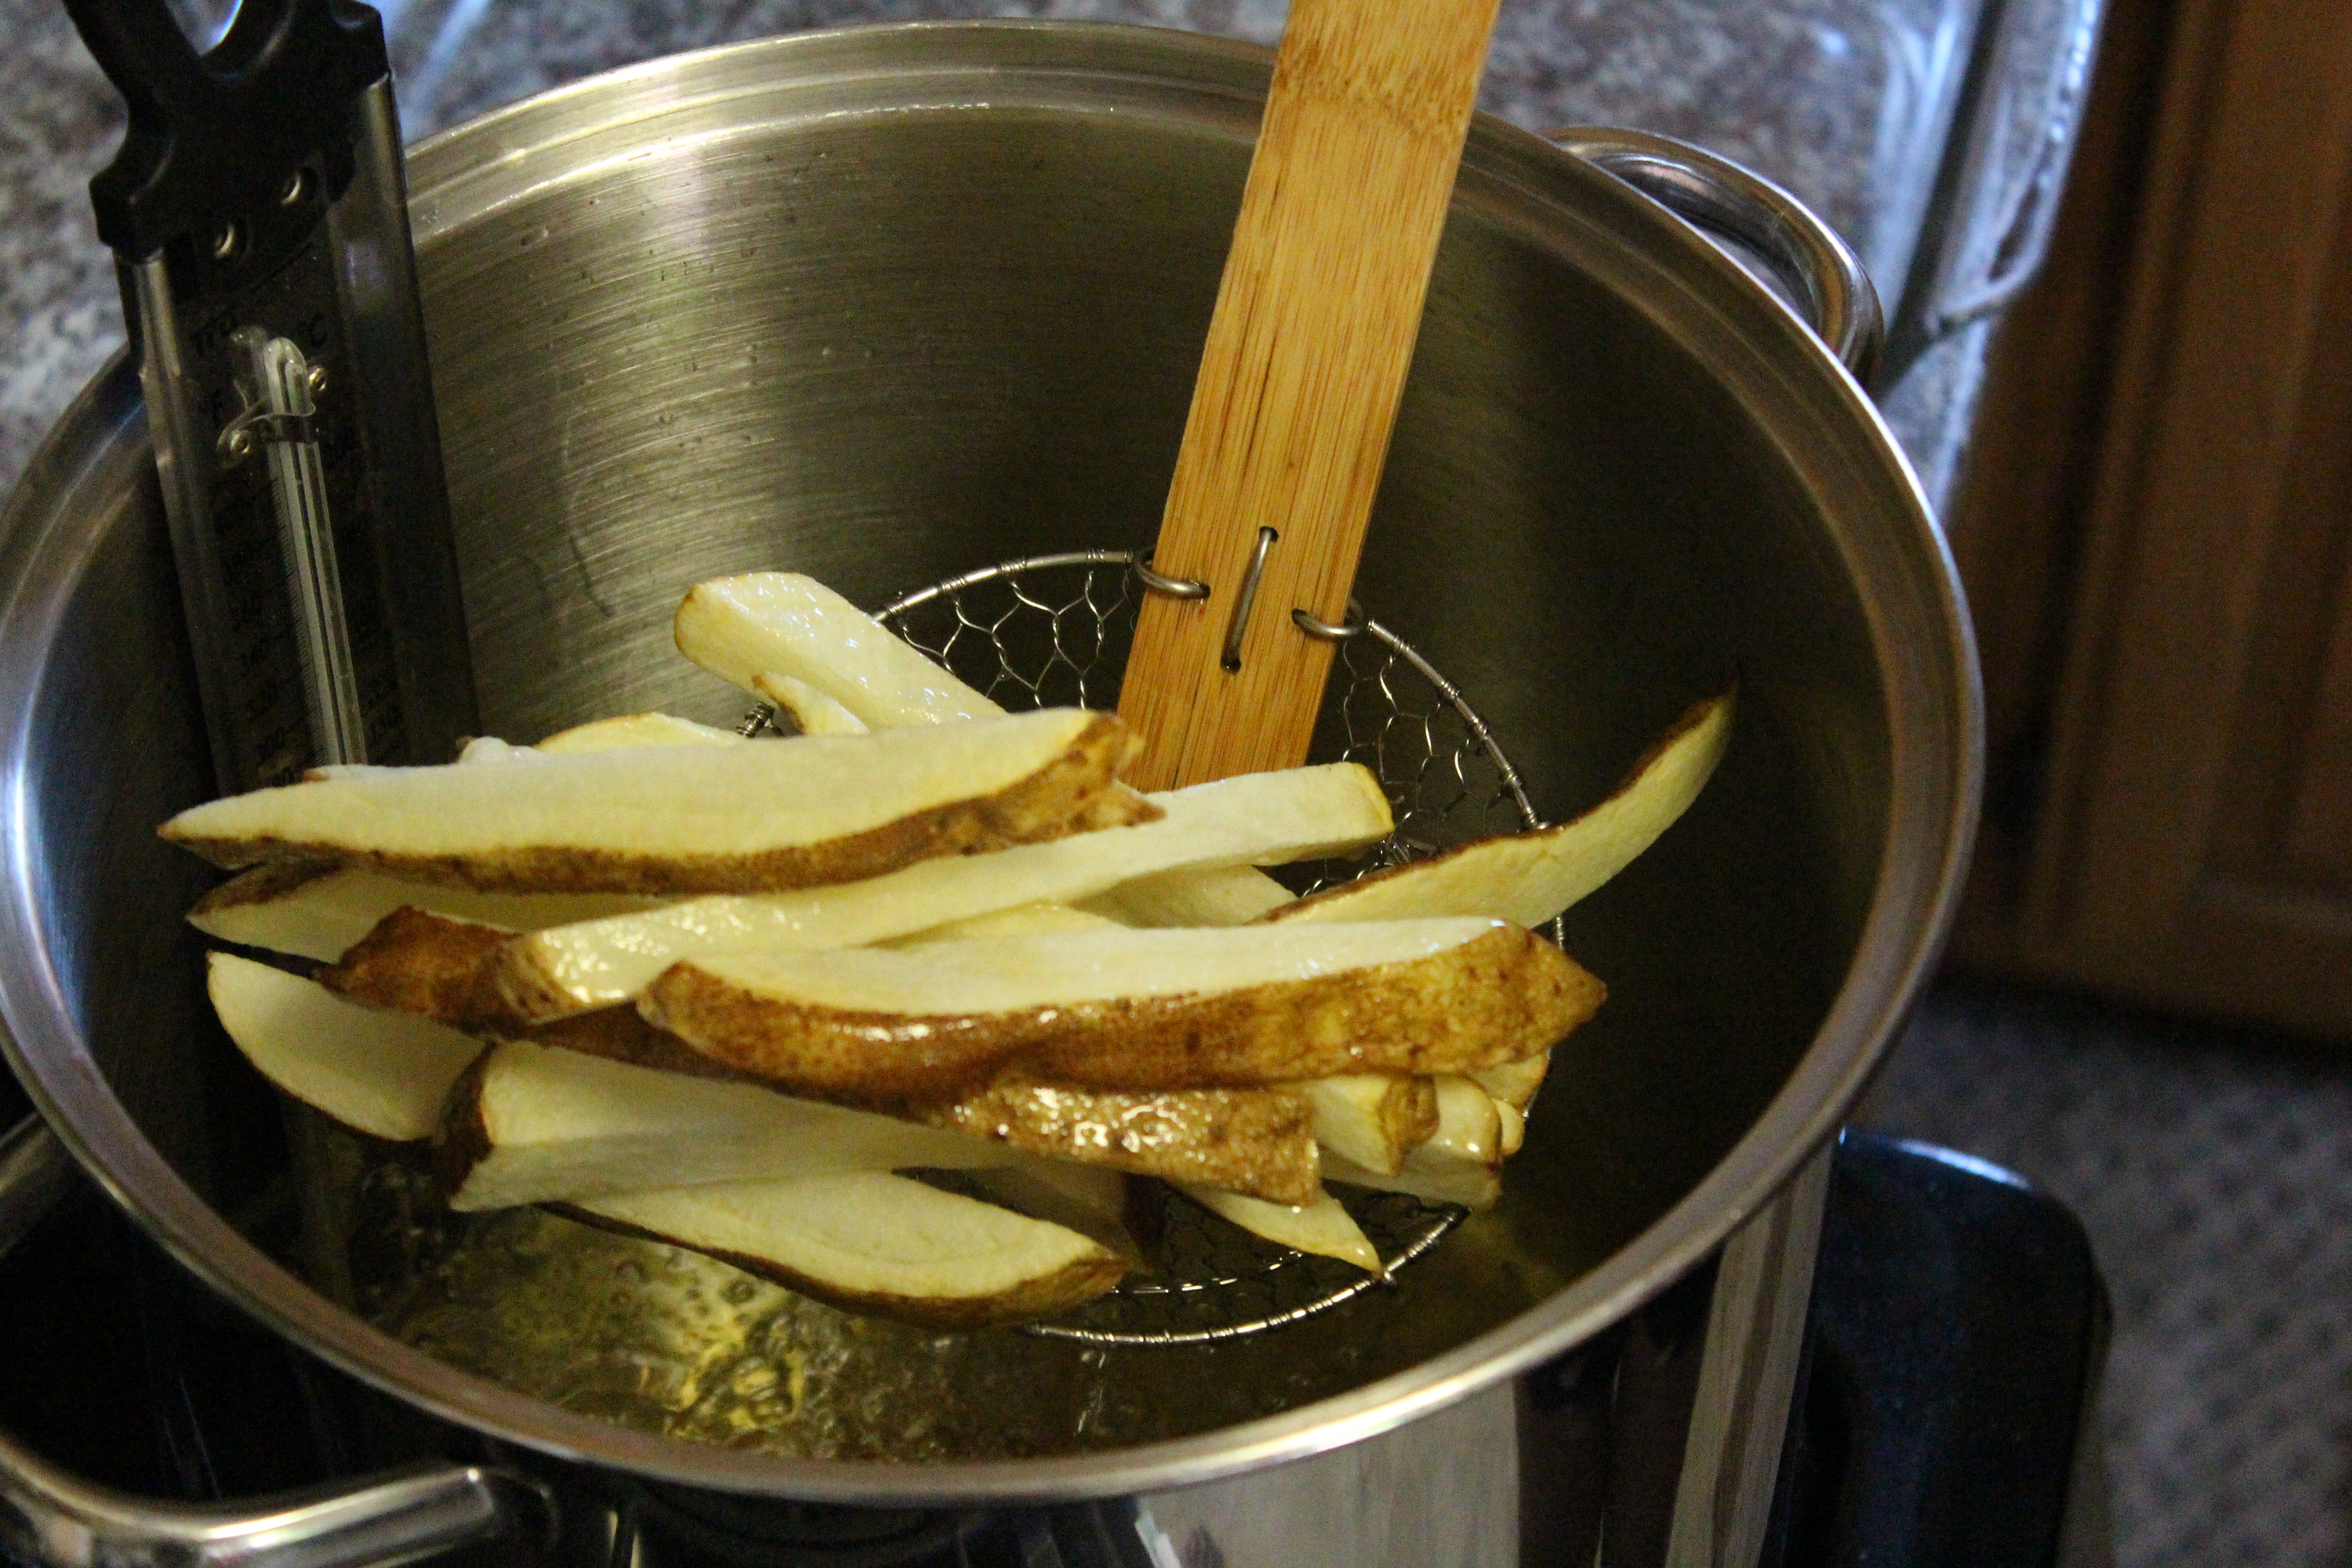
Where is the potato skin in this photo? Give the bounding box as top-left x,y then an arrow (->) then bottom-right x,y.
910,1081 -> 1322,1205
1363,1075 -> 1443,1164
643,964 -> 1019,1099
433,1049 -> 499,1199
190,861 -> 338,916
644,923 -> 1602,1098
319,907 -> 519,1029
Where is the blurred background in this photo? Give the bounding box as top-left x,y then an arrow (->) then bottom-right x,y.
3,0 -> 2347,1561
1871,0 -> 2352,1557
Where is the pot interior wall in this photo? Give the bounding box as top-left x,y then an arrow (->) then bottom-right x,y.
10,51 -> 1892,1462
421,98 -> 1883,1264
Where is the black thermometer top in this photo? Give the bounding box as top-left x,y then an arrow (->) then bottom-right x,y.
65,0 -> 478,786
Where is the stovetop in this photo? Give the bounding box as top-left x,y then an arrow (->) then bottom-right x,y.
0,1129 -> 2106,1567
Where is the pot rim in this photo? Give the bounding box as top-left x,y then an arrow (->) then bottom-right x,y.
0,19 -> 1981,1504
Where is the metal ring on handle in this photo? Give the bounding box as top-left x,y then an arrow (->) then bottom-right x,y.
1292,600 -> 1366,642
1547,127 -> 1886,384
1130,556 -> 1209,600
0,1116 -> 555,1568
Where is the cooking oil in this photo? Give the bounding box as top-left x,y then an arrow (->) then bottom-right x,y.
327,1132 -> 1572,1460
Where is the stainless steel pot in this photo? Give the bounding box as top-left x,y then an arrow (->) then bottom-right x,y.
0,20 -> 1977,1562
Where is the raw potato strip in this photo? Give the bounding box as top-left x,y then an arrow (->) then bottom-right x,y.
191,866 -> 660,966
1326,1075 -> 1506,1209
454,736 -> 543,764
676,573 -> 1299,915
1300,1074 -> 1438,1176
549,1017 -> 1328,1203
189,710 -> 725,962
492,764 -> 1390,1020
1177,1185 -> 1380,1271
534,713 -> 743,752
1419,1075 -> 1505,1168
961,1164 -> 1138,1262
1494,1099 -> 1525,1157
643,920 -> 1598,1098
207,953 -> 485,1142
1268,692 -> 1733,929
437,1039 -> 1017,1211
461,716 -> 744,762
564,1171 -> 1127,1330
1078,863 -> 1294,928
676,573 -> 997,726
546,1011 -> 1326,1205
160,708 -> 1148,894
889,903 -> 1126,943
910,1080 -> 1321,1205
1470,1052 -> 1548,1112
753,673 -> 869,736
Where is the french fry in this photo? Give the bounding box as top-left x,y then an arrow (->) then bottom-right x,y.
675,574 -> 1303,921
173,570 -> 1687,1330
1177,1185 -> 1380,1271
207,952 -> 485,1143
319,915 -> 1335,1204
1469,1052 -> 1548,1112
563,1171 -> 1127,1330
1495,1098 -> 1525,1157
161,708 -> 1149,894
752,672 -> 870,736
642,920 -> 1595,1098
438,1039 -> 1017,1211
190,865 -> 660,965
1266,692 -> 1732,929
960,1164 -> 1139,1263
676,573 -> 997,726
888,903 -> 1126,943
489,763 -> 1388,1021
1078,862 -> 1295,927
533,712 -> 743,752
1325,1076 -> 1507,1209
910,1078 -> 1320,1205
1299,1074 -> 1439,1177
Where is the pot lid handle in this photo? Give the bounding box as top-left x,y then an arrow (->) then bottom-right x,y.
1547,127 -> 1887,388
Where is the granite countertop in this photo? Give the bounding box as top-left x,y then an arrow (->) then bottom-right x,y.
0,0 -> 2097,513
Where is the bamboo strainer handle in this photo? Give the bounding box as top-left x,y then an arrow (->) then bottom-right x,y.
1116,0 -> 1503,791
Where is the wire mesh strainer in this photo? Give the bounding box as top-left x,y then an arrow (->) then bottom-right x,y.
754,550 -> 1550,1345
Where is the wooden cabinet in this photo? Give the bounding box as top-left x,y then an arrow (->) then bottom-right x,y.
1945,0 -> 2352,1038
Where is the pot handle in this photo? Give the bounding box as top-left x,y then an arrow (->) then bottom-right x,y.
1545,127 -> 1886,385
0,1115 -> 554,1568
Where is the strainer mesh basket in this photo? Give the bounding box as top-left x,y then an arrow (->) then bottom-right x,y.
851,550 -> 1546,1344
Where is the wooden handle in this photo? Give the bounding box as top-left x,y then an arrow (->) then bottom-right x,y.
1116,0 -> 1503,790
